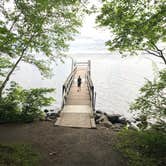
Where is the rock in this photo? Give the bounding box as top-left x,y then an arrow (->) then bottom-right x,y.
111,123 -> 124,131
118,117 -> 127,125
95,110 -> 103,114
113,123 -> 124,128
102,121 -> 113,128
47,112 -> 59,119
134,117 -> 141,121
103,112 -> 107,116
97,114 -> 112,128
45,117 -> 52,121
44,109 -> 49,113
106,114 -> 121,124
94,113 -> 102,122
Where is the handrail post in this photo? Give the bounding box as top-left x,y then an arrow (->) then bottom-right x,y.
91,86 -> 94,110
94,92 -> 96,111
62,85 -> 65,93
88,60 -> 91,76
61,85 -> 66,109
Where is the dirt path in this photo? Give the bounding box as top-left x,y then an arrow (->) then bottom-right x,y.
0,121 -> 128,166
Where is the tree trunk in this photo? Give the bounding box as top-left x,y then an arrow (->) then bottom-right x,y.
0,34 -> 35,98
0,49 -> 25,98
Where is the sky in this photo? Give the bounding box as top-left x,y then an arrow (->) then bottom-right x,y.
68,1 -> 111,54
1,0 -> 110,54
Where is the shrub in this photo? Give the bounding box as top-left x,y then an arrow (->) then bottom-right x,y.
116,129 -> 166,166
0,144 -> 40,166
130,69 -> 166,130
0,81 -> 55,123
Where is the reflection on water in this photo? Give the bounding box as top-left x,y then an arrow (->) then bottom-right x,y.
11,52 -> 158,119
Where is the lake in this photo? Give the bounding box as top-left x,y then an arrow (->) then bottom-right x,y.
10,51 -> 163,120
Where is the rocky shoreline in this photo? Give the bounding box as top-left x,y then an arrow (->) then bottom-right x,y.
44,109 -> 133,131
94,110 -> 129,131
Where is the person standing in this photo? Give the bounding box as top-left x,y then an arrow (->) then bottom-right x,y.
77,75 -> 82,92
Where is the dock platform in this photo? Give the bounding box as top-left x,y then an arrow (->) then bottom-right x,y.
55,61 -> 96,128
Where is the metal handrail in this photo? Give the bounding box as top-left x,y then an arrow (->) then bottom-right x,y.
86,72 -> 96,111
61,60 -> 96,111
64,67 -> 77,92
61,67 -> 77,109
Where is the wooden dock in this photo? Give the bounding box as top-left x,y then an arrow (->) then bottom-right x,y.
55,61 -> 96,128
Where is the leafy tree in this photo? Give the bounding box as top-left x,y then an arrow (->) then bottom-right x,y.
0,56 -> 13,77
0,0 -> 86,97
96,0 -> 166,64
130,69 -> 166,130
0,81 -> 55,123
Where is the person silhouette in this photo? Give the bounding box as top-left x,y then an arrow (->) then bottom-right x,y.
77,75 -> 82,92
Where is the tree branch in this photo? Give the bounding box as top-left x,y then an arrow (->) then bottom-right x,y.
145,45 -> 166,65
0,33 -> 36,97
146,50 -> 161,57
154,44 -> 166,65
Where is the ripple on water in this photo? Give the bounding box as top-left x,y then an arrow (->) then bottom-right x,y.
11,53 -> 158,120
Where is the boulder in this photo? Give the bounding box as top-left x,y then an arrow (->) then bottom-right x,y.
45,116 -> 52,121
95,110 -> 103,114
44,108 -> 61,120
111,123 -> 124,131
44,109 -> 49,113
118,117 -> 127,125
106,114 -> 121,124
96,114 -> 112,128
94,113 -> 103,123
48,112 -> 59,119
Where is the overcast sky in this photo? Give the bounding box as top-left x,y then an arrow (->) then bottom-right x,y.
68,1 -> 111,54
2,0 -> 110,54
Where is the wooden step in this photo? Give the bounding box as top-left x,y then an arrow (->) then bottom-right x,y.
55,105 -> 96,128
66,99 -> 90,105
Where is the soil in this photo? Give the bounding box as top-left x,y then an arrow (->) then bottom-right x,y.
0,121 -> 128,166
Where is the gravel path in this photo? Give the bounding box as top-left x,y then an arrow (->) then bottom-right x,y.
0,121 -> 128,166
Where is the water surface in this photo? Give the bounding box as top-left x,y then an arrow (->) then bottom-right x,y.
11,52 -> 159,119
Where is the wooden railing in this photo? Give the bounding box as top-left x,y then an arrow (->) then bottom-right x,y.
86,71 -> 96,111
61,67 -> 77,109
61,60 -> 96,111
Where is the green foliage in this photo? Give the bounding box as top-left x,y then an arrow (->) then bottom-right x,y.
0,81 -> 55,123
97,0 -> 166,61
0,56 -> 13,78
116,129 -> 166,166
0,144 -> 40,166
0,0 -> 84,61
0,0 -> 87,95
130,69 -> 166,129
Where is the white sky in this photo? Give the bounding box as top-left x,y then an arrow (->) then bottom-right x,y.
1,0 -> 110,54
68,1 -> 111,53
68,13 -> 111,53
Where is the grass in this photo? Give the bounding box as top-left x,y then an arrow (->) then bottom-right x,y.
0,143 -> 40,166
115,129 -> 166,166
